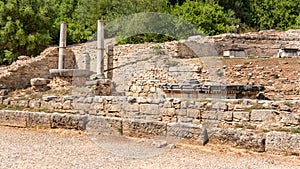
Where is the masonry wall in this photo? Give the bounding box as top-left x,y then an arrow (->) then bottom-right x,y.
0,96 -> 299,154
0,48 -> 76,90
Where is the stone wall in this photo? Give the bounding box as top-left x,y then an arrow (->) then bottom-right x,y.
0,107 -> 299,154
1,95 -> 299,130
0,47 -> 76,91
184,29 -> 300,58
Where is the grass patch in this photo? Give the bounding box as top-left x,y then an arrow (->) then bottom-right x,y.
244,103 -> 266,110
283,101 -> 292,107
0,104 -> 8,109
291,127 -> 300,134
234,124 -> 243,129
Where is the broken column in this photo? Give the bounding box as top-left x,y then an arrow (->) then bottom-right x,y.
58,22 -> 67,69
107,44 -> 114,80
96,20 -> 105,78
49,22 -> 93,87
85,20 -> 112,96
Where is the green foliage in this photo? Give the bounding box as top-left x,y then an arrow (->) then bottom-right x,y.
171,0 -> 239,35
250,0 -> 300,31
0,0 -> 56,64
1,0 -> 300,65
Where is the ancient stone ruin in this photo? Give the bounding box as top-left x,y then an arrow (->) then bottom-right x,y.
0,26 -> 299,156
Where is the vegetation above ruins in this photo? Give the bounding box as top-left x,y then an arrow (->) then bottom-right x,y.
0,0 -> 300,64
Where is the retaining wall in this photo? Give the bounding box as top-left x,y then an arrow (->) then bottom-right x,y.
0,109 -> 299,155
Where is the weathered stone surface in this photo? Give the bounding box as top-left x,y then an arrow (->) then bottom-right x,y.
212,102 -> 228,111
123,103 -> 139,112
210,128 -> 266,152
266,131 -> 300,155
250,109 -> 277,122
161,108 -> 176,117
167,123 -> 202,139
280,111 -> 300,126
122,119 -> 167,137
27,112 -> 51,128
152,140 -> 168,148
30,78 -> 51,86
50,113 -> 88,130
140,104 -> 159,115
233,111 -> 250,122
220,111 -> 233,121
86,116 -> 122,136
198,127 -> 209,145
0,110 -> 27,127
187,109 -> 200,118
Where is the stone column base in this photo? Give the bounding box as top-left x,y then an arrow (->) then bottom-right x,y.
86,79 -> 112,96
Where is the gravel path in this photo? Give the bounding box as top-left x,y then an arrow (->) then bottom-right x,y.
0,126 -> 299,169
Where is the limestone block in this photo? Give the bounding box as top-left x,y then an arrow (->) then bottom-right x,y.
167,122 -> 202,139
187,109 -> 200,118
123,103 -> 139,112
161,108 -> 176,117
212,102 -> 228,111
0,110 -> 27,127
30,78 -> 50,86
266,131 -> 300,155
122,119 -> 167,137
27,112 -> 51,128
221,111 -> 233,121
202,111 -> 222,120
280,111 -> 300,126
86,116 -> 123,136
18,100 -> 29,108
50,113 -> 88,130
62,100 -> 73,110
178,117 -> 193,123
250,109 -> 277,122
233,111 -> 250,122
210,128 -> 265,152
194,101 -> 207,109
177,109 -> 187,116
140,104 -> 159,115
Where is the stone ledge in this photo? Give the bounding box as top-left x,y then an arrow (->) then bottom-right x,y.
0,110 -> 299,155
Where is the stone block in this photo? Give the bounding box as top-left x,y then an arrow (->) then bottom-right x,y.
0,110 -> 27,127
178,117 -> 193,123
123,103 -> 139,112
18,100 -> 29,108
122,119 -> 167,137
161,108 -> 176,117
266,131 -> 300,155
177,109 -> 187,116
187,109 -> 200,118
212,102 -> 228,111
27,112 -> 51,128
250,109 -> 276,122
167,122 -> 202,139
29,99 -> 41,108
280,111 -> 300,126
202,111 -> 221,120
220,111 -> 233,121
50,113 -> 88,130
86,116 -> 123,136
209,128 -> 265,152
62,100 -> 73,110
233,111 -> 250,122
140,104 -> 159,115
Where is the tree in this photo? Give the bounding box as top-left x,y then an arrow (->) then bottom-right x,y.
250,0 -> 300,31
171,0 -> 239,36
0,0 -> 56,64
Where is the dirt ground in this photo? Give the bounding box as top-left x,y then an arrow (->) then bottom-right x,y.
0,126 -> 299,169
